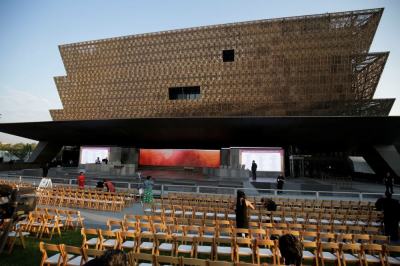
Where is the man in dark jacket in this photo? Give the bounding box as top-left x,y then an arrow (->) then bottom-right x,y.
384,172 -> 394,194
376,191 -> 400,241
251,160 -> 257,181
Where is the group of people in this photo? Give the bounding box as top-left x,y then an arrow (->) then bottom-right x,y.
76,172 -> 155,203
251,160 -> 286,192
77,172 -> 115,192
95,157 -> 108,165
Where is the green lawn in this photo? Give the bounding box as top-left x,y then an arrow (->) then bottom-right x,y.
0,230 -> 82,266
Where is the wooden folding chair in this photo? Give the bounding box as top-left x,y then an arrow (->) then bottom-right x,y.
176,235 -> 196,257
40,214 -> 63,239
137,231 -> 156,254
318,242 -> 341,266
215,237 -> 235,261
120,231 -> 137,252
155,234 -> 176,256
81,228 -> 101,249
362,243 -> 384,266
81,248 -> 106,265
254,238 -> 277,266
384,244 -> 400,265
107,219 -> 124,232
339,243 -> 363,266
39,242 -> 65,266
235,237 -> 254,263
130,251 -> 154,266
63,245 -> 84,266
302,241 -> 319,266
7,222 -> 30,253
99,229 -> 120,249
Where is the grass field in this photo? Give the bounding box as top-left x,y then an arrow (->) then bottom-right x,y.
0,230 -> 82,266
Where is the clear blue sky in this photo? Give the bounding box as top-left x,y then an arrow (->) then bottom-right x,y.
0,0 -> 399,143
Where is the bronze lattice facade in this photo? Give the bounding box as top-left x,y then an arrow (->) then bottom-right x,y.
50,8 -> 393,121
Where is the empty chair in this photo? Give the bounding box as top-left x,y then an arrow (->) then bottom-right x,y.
81,228 -> 101,249
384,244 -> 400,265
63,245 -> 84,266
235,237 -> 254,263
130,252 -> 154,266
176,235 -> 196,257
339,243 -> 363,266
362,243 -> 384,266
195,236 -> 214,260
138,232 -> 156,254
39,242 -> 67,266
214,237 -> 235,261
318,242 -> 340,266
120,231 -> 137,252
254,239 -> 277,265
99,229 -> 119,249
155,234 -> 175,256
107,219 -> 124,232
301,241 -> 319,266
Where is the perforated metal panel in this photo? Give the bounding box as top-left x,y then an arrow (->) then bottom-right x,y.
50,8 -> 392,121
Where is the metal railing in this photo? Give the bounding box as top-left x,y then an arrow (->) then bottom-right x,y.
0,174 -> 394,202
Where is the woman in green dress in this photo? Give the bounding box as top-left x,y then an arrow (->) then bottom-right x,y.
143,176 -> 154,203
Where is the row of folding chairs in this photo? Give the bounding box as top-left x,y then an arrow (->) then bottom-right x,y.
107,216 -> 389,243
102,220 -> 389,246
35,207 -> 85,230
116,215 -> 383,236
38,189 -> 127,211
163,193 -> 375,211
144,205 -> 382,228
16,212 -> 64,240
79,228 -> 399,266
151,199 -> 380,216
148,202 -> 381,219
0,178 -> 34,188
39,241 -> 105,266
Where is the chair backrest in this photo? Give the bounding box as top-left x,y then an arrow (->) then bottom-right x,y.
39,242 -> 63,266
107,219 -> 124,231
82,248 -> 106,264
181,257 -> 207,266
208,261 -> 234,266
157,255 -> 181,266
63,245 -> 83,264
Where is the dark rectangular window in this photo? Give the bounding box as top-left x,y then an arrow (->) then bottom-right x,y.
169,86 -> 200,100
223,49 -> 234,62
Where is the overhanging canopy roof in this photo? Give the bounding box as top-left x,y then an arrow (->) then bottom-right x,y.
0,116 -> 399,149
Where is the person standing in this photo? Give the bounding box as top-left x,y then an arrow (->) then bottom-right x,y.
251,160 -> 258,181
384,172 -> 394,194
235,190 -> 255,230
104,179 -> 116,192
78,172 -> 85,189
277,173 -> 285,194
42,162 -> 50,177
375,191 -> 400,241
143,176 -> 154,203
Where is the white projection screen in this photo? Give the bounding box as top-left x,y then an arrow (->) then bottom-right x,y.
79,147 -> 110,164
240,148 -> 284,172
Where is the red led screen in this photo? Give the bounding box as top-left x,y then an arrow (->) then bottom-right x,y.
139,149 -> 220,168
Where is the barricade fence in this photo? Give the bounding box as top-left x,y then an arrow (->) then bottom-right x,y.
0,174 -> 395,202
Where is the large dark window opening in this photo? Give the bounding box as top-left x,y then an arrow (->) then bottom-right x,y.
223,49 -> 235,62
169,86 -> 201,100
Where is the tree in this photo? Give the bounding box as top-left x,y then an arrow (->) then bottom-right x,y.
0,142 -> 37,161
